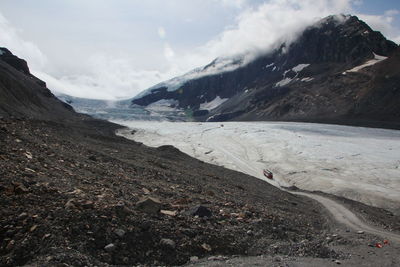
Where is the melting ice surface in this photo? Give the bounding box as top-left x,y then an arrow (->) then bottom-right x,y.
115,121 -> 400,214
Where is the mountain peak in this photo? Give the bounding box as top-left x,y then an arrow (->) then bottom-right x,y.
131,15 -> 400,128
286,14 -> 397,65
0,47 -> 31,75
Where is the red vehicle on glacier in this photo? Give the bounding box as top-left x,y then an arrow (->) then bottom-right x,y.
263,169 -> 273,180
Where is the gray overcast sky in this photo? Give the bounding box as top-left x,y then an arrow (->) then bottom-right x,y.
0,0 -> 399,100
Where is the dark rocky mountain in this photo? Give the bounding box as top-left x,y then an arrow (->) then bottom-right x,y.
131,15 -> 400,128
0,47 -> 78,120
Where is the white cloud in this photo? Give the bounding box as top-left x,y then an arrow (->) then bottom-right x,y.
0,13 -> 47,71
169,0 -> 355,70
163,43 -> 175,61
158,27 -> 166,39
34,55 -> 177,100
217,0 -> 249,8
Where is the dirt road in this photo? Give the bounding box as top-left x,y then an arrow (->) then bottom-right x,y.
292,191 -> 400,243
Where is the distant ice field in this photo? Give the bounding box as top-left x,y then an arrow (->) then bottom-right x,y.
115,121 -> 400,214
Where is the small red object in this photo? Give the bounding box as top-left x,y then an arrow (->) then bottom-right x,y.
383,240 -> 389,245
375,243 -> 383,248
263,169 -> 273,179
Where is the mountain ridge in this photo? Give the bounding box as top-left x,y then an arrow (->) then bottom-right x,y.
0,47 -> 79,120
131,15 -> 400,128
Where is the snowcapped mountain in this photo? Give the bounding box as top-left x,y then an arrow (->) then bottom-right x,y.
131,15 -> 400,128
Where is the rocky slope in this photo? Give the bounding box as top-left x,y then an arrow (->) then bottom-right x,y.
131,15 -> 400,128
0,48 -> 81,120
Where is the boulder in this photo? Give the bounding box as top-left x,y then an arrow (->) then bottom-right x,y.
187,205 -> 212,218
160,238 -> 176,249
136,197 -> 162,214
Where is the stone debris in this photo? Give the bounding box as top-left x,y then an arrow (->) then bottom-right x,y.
114,229 -> 126,238
187,205 -> 212,218
160,238 -> 176,249
201,243 -> 212,252
208,255 -> 228,261
160,210 -> 177,216
136,197 -> 162,214
190,256 -> 199,263
24,151 -> 33,159
104,243 -> 116,252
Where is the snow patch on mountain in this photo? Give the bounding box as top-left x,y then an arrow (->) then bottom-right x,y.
200,96 -> 229,111
265,63 -> 274,69
301,77 -> 314,82
276,77 -> 294,87
133,57 -> 245,100
346,53 -> 388,73
276,63 -> 310,87
292,64 -> 310,72
146,99 -> 179,111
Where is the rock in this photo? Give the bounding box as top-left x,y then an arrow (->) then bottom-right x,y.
208,256 -> 228,261
201,243 -> 212,252
115,203 -> 133,217
114,229 -> 126,238
160,210 -> 177,216
142,187 -> 151,194
160,238 -> 176,249
136,197 -> 162,214
14,184 -> 29,194
6,240 -> 15,251
187,205 -> 212,218
18,212 -> 28,220
357,230 -> 364,234
335,260 -> 342,264
30,225 -> 38,232
104,243 -> 116,252
81,200 -> 94,209
65,199 -> 77,209
43,233 -> 51,239
190,256 -> 199,263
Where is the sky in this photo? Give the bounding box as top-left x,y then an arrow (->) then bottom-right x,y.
0,0 -> 399,100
